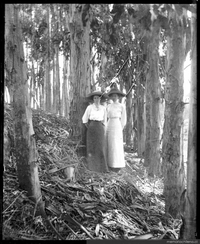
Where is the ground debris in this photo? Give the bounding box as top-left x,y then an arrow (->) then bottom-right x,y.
3,105 -> 182,240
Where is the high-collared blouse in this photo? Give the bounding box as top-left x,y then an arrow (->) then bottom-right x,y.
82,104 -> 107,125
107,101 -> 127,129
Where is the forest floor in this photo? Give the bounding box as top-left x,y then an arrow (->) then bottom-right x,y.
3,104 -> 183,240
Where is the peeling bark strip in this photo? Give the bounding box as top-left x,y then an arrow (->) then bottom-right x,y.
162,17 -> 186,218
67,4 -> 91,139
5,4 -> 42,204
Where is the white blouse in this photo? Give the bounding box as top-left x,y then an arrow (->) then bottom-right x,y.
107,102 -> 127,129
82,104 -> 107,125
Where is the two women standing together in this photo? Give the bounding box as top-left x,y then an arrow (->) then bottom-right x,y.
82,86 -> 127,173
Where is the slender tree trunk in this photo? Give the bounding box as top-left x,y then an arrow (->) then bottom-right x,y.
67,4 -> 91,139
54,5 -> 61,115
66,58 -> 70,119
125,74 -> 133,146
62,55 -> 70,118
55,44 -> 61,115
182,11 -> 196,239
45,6 -> 51,112
52,52 -> 56,113
90,44 -> 96,87
40,83 -> 44,110
132,99 -> 137,151
5,4 -> 42,206
61,55 -> 65,117
143,85 -> 147,155
44,59 -> 51,111
36,81 -> 40,108
162,18 -> 186,218
147,21 -> 162,177
137,73 -> 145,157
144,70 -> 151,167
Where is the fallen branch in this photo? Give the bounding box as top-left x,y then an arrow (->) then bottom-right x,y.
61,213 -> 95,239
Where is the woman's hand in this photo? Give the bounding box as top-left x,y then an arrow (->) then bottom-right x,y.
84,123 -> 89,129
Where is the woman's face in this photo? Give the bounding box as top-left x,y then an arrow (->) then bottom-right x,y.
110,93 -> 119,102
93,95 -> 101,104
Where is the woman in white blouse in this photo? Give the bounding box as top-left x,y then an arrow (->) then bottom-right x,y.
106,86 -> 127,172
82,91 -> 109,173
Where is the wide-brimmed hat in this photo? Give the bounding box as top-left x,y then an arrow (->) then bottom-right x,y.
107,87 -> 126,97
86,91 -> 108,99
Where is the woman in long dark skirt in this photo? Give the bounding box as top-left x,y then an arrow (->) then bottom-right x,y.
82,90 -> 109,173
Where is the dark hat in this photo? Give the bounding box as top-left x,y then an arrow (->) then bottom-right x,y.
107,87 -> 126,97
86,90 -> 108,99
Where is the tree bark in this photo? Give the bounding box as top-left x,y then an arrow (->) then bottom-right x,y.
67,4 -> 91,139
125,74 -> 133,146
136,73 -> 145,157
62,55 -> 70,118
44,59 -> 51,112
55,44 -> 61,115
52,52 -> 56,113
144,69 -> 151,167
182,11 -> 196,239
5,4 -> 43,205
45,5 -> 51,112
162,18 -> 186,218
147,21 -> 162,177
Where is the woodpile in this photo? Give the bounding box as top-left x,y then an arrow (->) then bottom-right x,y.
3,104 -> 183,240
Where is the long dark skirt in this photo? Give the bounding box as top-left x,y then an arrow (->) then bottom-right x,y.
86,121 -> 109,173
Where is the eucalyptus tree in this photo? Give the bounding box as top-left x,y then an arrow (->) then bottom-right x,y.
20,4 -> 50,111
126,3 -> 194,220
5,4 -> 43,211
181,6 -> 196,239
161,4 -> 192,218
127,4 -> 163,176
66,4 -> 92,139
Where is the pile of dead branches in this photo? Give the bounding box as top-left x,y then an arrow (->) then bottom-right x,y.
3,105 -> 182,240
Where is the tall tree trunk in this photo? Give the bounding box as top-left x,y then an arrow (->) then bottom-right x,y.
182,11 -> 196,239
45,59 -> 51,112
55,44 -> 61,115
67,4 -> 91,139
146,21 -> 162,177
144,71 -> 151,167
36,81 -> 40,109
136,72 -> 145,157
40,83 -> 44,110
162,18 -> 186,218
90,44 -> 96,87
61,56 -> 65,117
132,99 -> 137,151
5,4 -> 43,206
63,55 -> 70,118
55,5 -> 61,115
52,53 -> 56,113
30,6 -> 35,109
45,5 -> 51,112
125,74 -> 133,146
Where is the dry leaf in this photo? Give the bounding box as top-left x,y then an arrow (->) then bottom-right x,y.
95,224 -> 100,236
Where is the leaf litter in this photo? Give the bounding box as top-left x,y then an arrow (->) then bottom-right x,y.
3,104 -> 182,240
